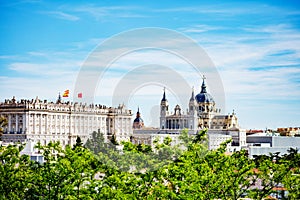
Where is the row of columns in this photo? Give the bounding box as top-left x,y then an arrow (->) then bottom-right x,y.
4,112 -> 133,144
115,117 -> 132,136
166,119 -> 188,129
7,113 -> 26,134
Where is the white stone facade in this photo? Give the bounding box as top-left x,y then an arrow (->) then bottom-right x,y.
132,78 -> 245,150
131,130 -> 182,147
0,96 -> 133,146
208,134 -> 232,150
160,79 -> 239,133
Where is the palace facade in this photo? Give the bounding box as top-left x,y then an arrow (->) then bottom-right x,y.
0,95 -> 133,146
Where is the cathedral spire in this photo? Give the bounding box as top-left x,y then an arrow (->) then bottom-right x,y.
200,75 -> 207,93
137,106 -> 141,117
161,87 -> 167,101
190,86 -> 195,101
56,93 -> 62,104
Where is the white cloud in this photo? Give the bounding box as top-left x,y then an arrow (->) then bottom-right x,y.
176,20 -> 300,129
71,5 -> 146,21
2,9 -> 300,129
180,24 -> 223,33
41,11 -> 80,21
9,62 -> 79,76
0,75 -> 75,102
7,50 -> 82,77
1,49 -> 83,102
153,4 -> 283,16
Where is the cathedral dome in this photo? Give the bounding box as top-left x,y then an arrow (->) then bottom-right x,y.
195,77 -> 215,103
133,107 -> 144,129
195,93 -> 215,103
134,116 -> 144,123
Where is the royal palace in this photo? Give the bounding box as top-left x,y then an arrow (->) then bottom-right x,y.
0,94 -> 132,146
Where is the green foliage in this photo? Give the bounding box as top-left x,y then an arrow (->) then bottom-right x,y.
178,128 -> 192,145
0,129 -> 299,199
0,144 -> 31,199
281,148 -> 300,199
0,115 -> 8,140
26,142 -> 100,199
85,129 -> 110,154
73,136 -> 83,150
110,134 -> 119,145
192,128 -> 207,144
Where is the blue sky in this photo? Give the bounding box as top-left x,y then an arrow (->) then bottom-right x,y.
1,0 -> 300,129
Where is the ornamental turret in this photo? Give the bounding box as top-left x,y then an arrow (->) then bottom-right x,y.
160,87 -> 169,116
189,86 -> 197,115
133,107 -> 144,129
160,87 -> 169,129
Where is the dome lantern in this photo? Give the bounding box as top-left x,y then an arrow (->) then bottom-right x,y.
195,76 -> 215,104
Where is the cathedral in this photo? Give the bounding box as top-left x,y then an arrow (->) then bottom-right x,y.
132,77 -> 246,149
159,77 -> 239,132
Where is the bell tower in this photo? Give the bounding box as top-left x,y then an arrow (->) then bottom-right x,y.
188,87 -> 197,115
188,87 -> 198,130
160,87 -> 169,129
195,76 -> 217,128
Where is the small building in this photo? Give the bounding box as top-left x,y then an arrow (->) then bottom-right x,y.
277,127 -> 300,136
20,140 -> 44,163
208,134 -> 232,150
246,135 -> 300,158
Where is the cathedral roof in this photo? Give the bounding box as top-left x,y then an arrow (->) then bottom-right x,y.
195,77 -> 215,103
161,87 -> 167,102
133,107 -> 144,123
134,117 -> 144,123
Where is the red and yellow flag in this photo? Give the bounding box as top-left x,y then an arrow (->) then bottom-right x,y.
63,90 -> 69,97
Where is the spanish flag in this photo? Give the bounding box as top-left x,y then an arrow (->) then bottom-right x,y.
63,90 -> 69,97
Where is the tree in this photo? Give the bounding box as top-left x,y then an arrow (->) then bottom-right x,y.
0,115 -> 8,140
0,144 -> 32,199
0,129 -> 299,199
73,136 -> 83,150
276,148 -> 300,199
25,141 -> 100,199
178,128 -> 193,145
110,134 -> 118,146
85,129 -> 109,154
